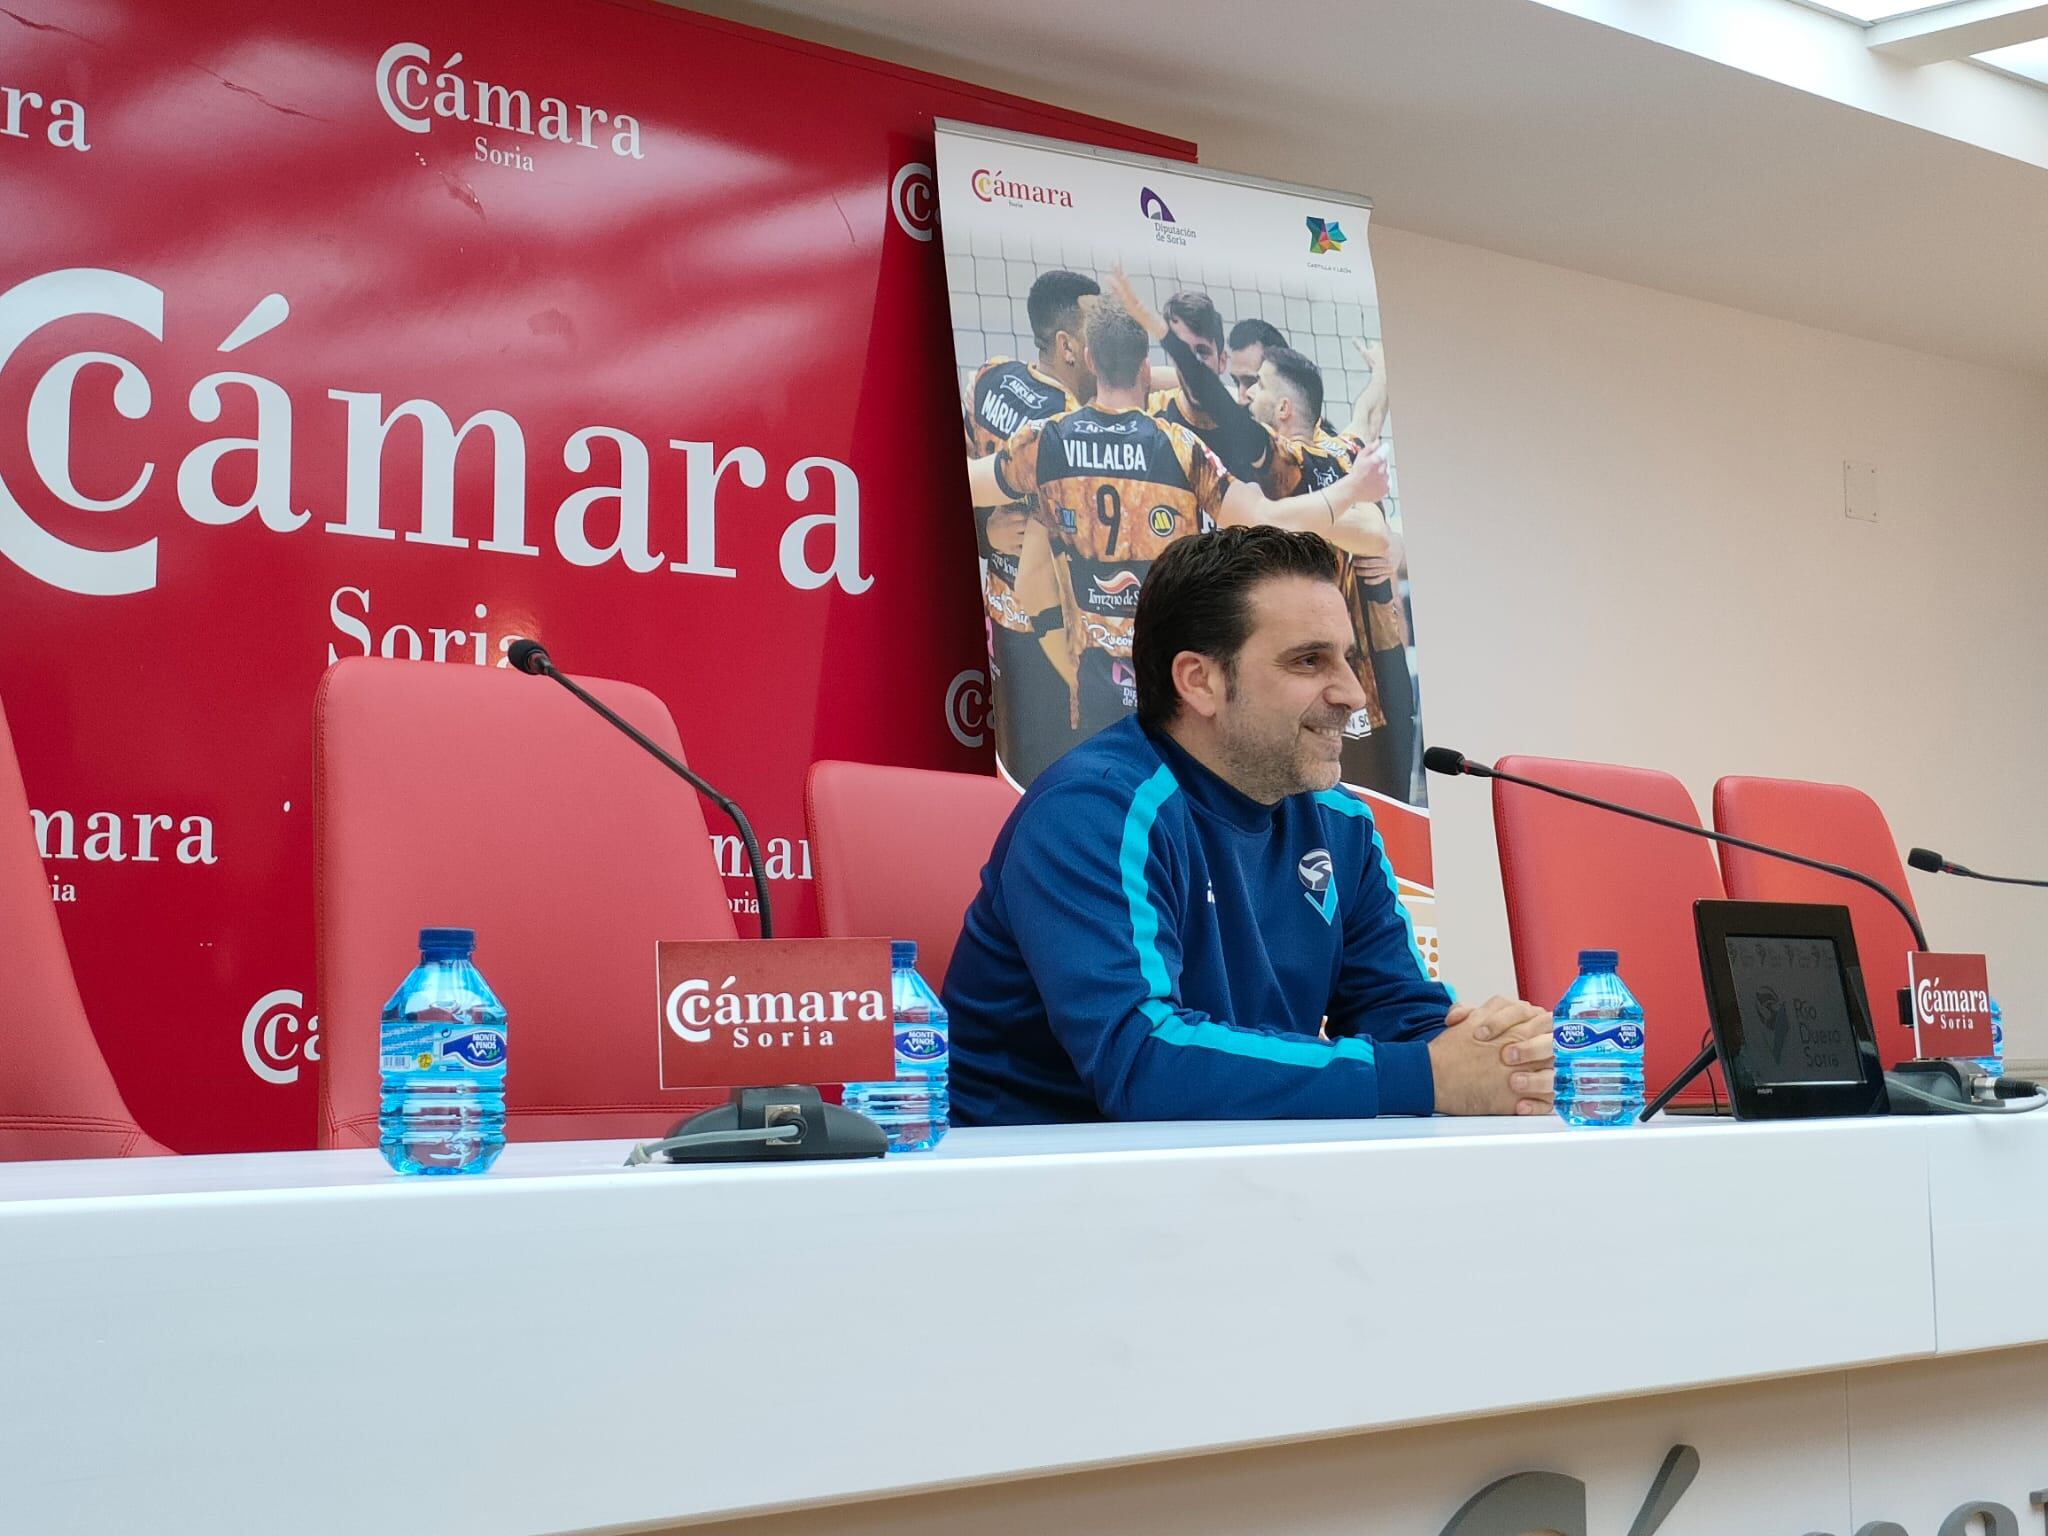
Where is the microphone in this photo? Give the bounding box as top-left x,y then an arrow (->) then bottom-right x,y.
507,639 -> 775,938
1426,746 -> 1941,1122
1424,747 -> 1927,948
1908,847 -> 2048,889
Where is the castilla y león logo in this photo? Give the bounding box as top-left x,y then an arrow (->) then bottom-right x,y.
1306,215 -> 1347,254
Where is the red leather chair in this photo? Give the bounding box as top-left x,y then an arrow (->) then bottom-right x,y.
805,761 -> 1019,988
0,694 -> 167,1159
1713,776 -> 1921,1068
315,658 -> 738,1148
1492,757 -> 1727,1105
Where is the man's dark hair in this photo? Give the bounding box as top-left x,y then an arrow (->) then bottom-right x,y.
1134,526 -> 1342,728
1227,317 -> 1287,352
1160,289 -> 1226,349
1083,301 -> 1150,391
1026,270 -> 1100,353
1263,344 -> 1325,422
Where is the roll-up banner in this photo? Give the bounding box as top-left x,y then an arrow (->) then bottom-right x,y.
933,121 -> 1438,962
0,0 -> 1190,1151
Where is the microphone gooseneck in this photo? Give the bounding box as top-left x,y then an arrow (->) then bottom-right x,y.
1427,746 -> 1928,950
506,637 -> 776,937
1907,845 -> 2048,889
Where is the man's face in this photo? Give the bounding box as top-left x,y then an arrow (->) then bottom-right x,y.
1227,342 -> 1267,393
1246,360 -> 1297,436
1211,576 -> 1368,800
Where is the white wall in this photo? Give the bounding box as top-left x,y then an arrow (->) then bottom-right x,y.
1373,224 -> 2048,1053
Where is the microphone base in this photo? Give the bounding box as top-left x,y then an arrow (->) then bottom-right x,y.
652,1085 -> 888,1162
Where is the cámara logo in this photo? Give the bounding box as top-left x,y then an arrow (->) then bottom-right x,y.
1438,1445 -> 1696,1536
243,989 -> 321,1086
2,80 -> 89,154
1905,952 -> 1993,1053
971,168 -> 1073,208
1916,978 -> 1991,1025
664,974 -> 886,1045
33,806 -> 217,865
1306,216 -> 1347,254
0,268 -> 870,600
375,42 -> 644,161
1440,1441 -> 2042,1536
945,668 -> 989,749
656,938 -> 894,1088
890,161 -> 935,241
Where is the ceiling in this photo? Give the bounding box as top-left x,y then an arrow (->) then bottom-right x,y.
672,0 -> 2048,381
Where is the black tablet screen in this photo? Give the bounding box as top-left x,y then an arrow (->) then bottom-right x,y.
1724,935 -> 1862,1087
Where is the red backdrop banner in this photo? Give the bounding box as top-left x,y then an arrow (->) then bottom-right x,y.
0,0 -> 1191,1151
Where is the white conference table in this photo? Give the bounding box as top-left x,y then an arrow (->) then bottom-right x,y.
1,1112 -> 2043,1535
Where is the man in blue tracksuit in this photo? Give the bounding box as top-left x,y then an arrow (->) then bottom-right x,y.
944,525 -> 1554,1124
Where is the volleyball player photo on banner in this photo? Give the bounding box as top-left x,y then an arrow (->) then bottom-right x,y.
934,120 -> 1439,962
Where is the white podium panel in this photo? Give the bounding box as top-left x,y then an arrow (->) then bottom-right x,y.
1924,1111 -> 2048,1351
681,1371 -> 1859,1536
0,1114 -> 2029,1536
1843,1344 -> 2048,1534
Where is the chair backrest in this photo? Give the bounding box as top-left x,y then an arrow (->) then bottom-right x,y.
1493,756 -> 1727,1105
1712,776 -> 1921,1069
0,694 -> 166,1159
805,761 -> 1020,988
315,658 -> 738,1148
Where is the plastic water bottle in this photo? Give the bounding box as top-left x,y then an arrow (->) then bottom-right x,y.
842,940 -> 949,1152
1552,949 -> 1646,1127
379,927 -> 507,1175
1973,997 -> 2005,1084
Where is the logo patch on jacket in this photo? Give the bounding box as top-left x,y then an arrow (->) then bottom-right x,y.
1298,848 -> 1337,924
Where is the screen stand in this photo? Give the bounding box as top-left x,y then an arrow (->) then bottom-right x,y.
1639,1043 -> 1718,1123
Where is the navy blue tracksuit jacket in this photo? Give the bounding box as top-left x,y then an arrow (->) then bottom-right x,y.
944,717 -> 1452,1124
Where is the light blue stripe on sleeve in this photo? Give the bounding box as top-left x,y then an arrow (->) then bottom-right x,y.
1313,789 -> 1373,819
1119,764 -> 1182,1005
1152,1016 -> 1377,1065
1315,788 -> 1455,1002
1120,767 -> 1376,1067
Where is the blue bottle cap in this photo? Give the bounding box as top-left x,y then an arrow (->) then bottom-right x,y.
1578,948 -> 1619,970
420,926 -> 476,955
891,939 -> 918,969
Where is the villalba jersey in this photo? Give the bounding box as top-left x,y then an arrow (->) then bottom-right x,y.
993,405 -> 1232,665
